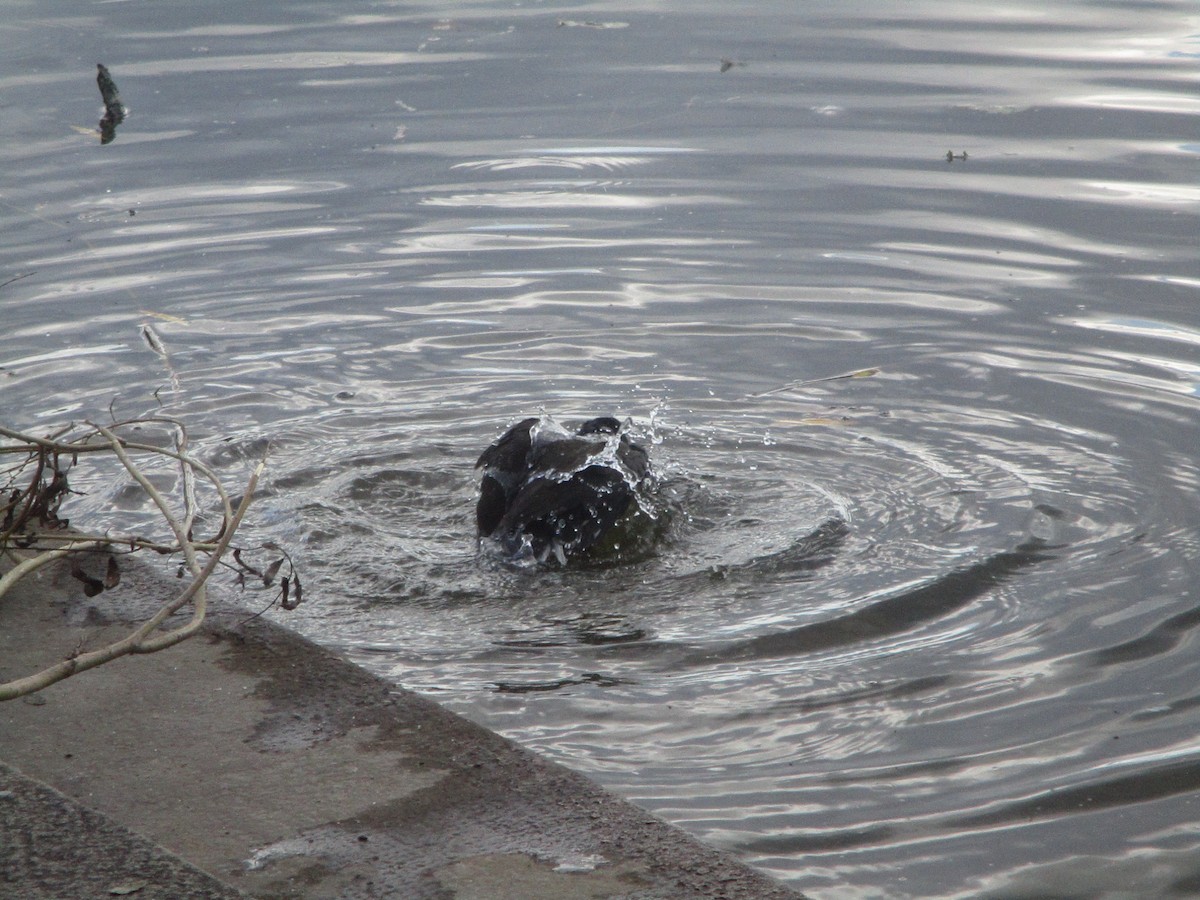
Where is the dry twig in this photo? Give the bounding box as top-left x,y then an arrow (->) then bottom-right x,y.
0,416 -> 297,699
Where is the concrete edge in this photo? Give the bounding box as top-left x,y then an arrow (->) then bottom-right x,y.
0,559 -> 807,899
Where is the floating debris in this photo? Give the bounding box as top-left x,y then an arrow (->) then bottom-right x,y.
720,58 -> 746,73
96,63 -> 127,144
107,881 -> 148,896
752,366 -> 880,398
945,149 -> 969,162
556,19 -> 628,29
0,272 -> 34,292
138,310 -> 189,325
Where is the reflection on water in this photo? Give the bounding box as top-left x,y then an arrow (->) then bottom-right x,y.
3,1 -> 1200,897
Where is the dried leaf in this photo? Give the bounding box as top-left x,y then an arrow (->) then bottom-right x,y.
262,558 -> 283,587
279,575 -> 302,610
70,561 -> 104,597
233,547 -> 262,577
104,556 -> 120,589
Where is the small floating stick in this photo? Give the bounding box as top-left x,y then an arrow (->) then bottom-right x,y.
752,367 -> 880,398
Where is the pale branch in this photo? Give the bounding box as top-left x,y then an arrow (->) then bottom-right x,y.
0,416 -> 292,701
93,422 -> 201,574
130,459 -> 261,653
0,540 -> 111,598
6,529 -> 221,556
0,418 -> 236,537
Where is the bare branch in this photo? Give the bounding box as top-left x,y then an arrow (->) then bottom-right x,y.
0,417 -> 283,701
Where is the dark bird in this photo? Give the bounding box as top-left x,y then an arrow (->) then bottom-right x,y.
475,416 -> 650,565
96,63 -> 126,144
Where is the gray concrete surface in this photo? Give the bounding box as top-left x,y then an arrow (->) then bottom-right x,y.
0,559 -> 806,899
0,762 -> 244,899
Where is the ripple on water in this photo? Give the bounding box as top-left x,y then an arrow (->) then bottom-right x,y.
3,2 -> 1199,897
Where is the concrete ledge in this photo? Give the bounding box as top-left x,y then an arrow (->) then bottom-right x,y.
0,763 -> 243,899
0,561 -> 805,899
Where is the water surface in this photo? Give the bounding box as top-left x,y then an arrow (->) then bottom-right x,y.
3,2 -> 1200,897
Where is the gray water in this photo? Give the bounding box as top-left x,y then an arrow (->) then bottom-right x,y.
3,2 -> 1200,897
